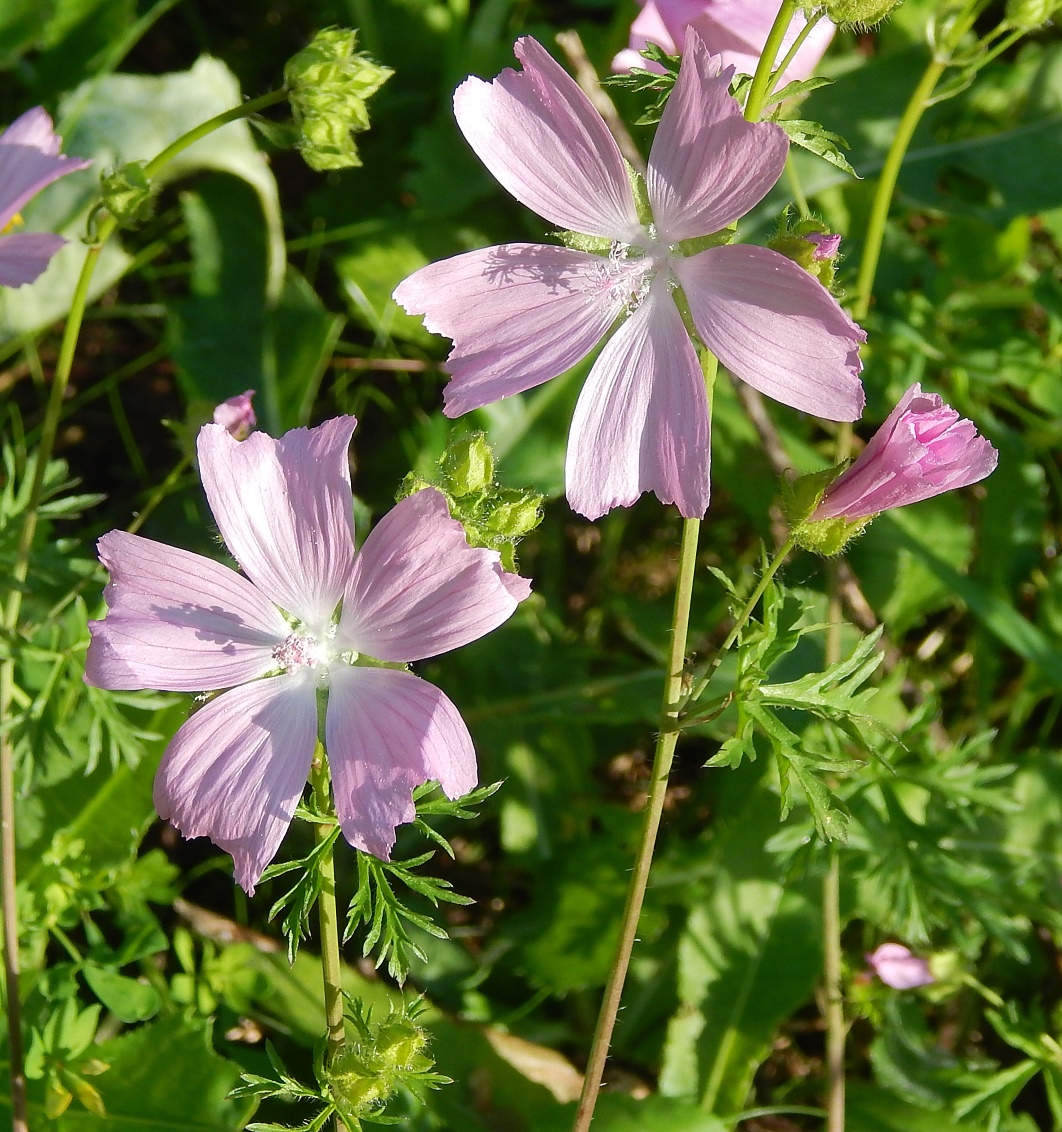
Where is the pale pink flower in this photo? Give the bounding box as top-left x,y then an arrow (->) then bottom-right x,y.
0,107 -> 91,287
612,0 -> 835,86
394,31 -> 864,521
867,943 -> 935,989
85,417 -> 531,893
812,383 -> 997,521
806,232 -> 841,260
213,389 -> 256,440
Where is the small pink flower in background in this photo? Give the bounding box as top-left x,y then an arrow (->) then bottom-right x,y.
812,383 -> 998,521
612,0 -> 835,86
394,31 -> 864,521
213,389 -> 256,440
0,107 -> 91,288
867,943 -> 935,989
85,417 -> 531,893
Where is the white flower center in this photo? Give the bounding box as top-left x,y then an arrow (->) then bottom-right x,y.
272,632 -> 328,672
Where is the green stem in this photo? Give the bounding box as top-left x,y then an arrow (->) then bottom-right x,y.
142,88 -> 287,179
127,454 -> 193,536
744,0 -> 799,123
682,535 -> 797,710
767,7 -> 824,100
823,845 -> 845,1132
311,752 -> 346,1064
785,154 -> 811,219
571,515 -> 701,1132
0,87 -> 290,1130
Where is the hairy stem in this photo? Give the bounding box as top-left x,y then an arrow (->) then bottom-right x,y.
311,753 -> 346,1064
823,842 -> 845,1132
0,87 -> 290,1128
572,514 -> 701,1132
744,0 -> 799,123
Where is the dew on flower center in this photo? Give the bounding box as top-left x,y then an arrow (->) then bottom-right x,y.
272,632 -> 327,671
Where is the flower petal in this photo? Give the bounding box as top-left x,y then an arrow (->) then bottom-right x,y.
646,27 -> 788,244
676,243 -> 865,421
85,530 -> 291,692
0,232 -> 65,287
338,488 -> 530,662
0,138 -> 90,232
1,107 -> 62,154
394,244 -> 631,417
566,279 -> 710,519
454,37 -> 641,241
197,417 -> 358,634
154,672 -> 318,894
326,666 -> 477,860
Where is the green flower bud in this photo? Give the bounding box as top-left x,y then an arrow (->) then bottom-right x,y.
441,433 -> 495,497
782,465 -> 872,555
486,489 -> 542,539
99,161 -> 154,229
826,0 -> 904,28
1006,0 -> 1060,29
374,1019 -> 430,1071
285,28 -> 392,171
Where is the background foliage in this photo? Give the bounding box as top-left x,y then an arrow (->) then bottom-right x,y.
2,0 -> 1062,1129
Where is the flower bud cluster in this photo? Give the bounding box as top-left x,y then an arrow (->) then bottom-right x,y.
327,1003 -> 440,1122
285,28 -> 393,171
825,0 -> 905,29
99,160 -> 154,229
399,432 -> 542,571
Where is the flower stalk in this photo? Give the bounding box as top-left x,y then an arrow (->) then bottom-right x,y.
572,513 -> 701,1132
0,89 -> 289,1129
311,750 -> 347,1065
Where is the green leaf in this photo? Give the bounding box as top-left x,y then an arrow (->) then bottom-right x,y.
82,965 -> 161,1023
779,118 -> 858,176
659,776 -> 822,1111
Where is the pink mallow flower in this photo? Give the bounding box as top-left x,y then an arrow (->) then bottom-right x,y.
612,0 -> 835,86
394,31 -> 864,522
812,383 -> 998,521
867,943 -> 935,990
0,107 -> 91,288
213,389 -> 256,440
84,417 -> 531,893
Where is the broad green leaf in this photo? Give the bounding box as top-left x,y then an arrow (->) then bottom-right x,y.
659,778 -> 821,1112
82,964 -> 161,1022
846,1081 -> 977,1132
0,55 -> 284,346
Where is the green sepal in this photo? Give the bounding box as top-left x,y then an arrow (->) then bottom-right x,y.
782,464 -> 875,556
98,160 -> 154,229
674,223 -> 736,257
556,229 -> 614,255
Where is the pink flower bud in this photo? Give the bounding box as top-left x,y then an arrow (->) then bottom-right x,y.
811,383 -> 997,522
212,390 -> 256,440
866,943 -> 934,989
806,232 -> 841,261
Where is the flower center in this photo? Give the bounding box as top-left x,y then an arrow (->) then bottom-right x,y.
272,632 -> 328,672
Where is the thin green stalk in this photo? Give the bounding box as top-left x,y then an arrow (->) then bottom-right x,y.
682,535 -> 797,710
744,0 -> 800,123
571,515 -> 701,1132
142,88 -> 287,179
310,752 -> 346,1065
767,7 -> 824,101
823,845 -> 845,1132
0,88 -> 290,1129
785,154 -> 811,219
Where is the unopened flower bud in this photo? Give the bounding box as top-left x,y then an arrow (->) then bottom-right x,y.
826,0 -> 904,28
769,220 -> 842,288
1006,0 -> 1060,29
374,1019 -> 430,1071
285,28 -> 392,171
212,390 -> 256,440
441,432 -> 494,496
99,161 -> 153,228
866,943 -> 934,989
487,489 -> 542,539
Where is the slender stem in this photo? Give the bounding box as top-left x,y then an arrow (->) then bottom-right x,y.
127,455 -> 193,536
311,752 -> 346,1064
744,0 -> 799,123
823,846 -> 845,1132
572,516 -> 701,1132
0,237 -> 103,1132
142,89 -> 287,179
682,535 -> 797,710
767,8 -> 824,100
785,154 -> 811,219
0,88 -> 290,1129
